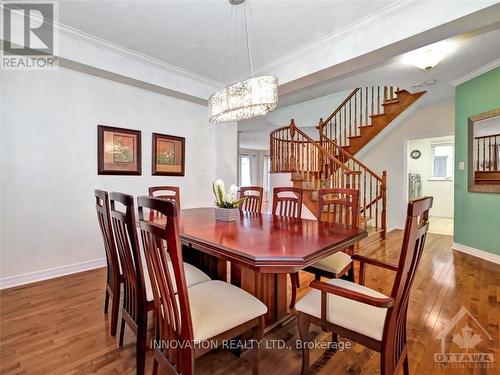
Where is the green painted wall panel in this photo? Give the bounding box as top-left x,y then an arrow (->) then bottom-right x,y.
454,67 -> 500,254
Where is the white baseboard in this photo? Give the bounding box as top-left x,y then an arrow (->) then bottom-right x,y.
452,242 -> 500,265
0,258 -> 106,290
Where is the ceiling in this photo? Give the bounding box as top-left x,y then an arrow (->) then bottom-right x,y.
57,0 -> 394,83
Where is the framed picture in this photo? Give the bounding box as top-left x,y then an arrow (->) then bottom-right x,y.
152,133 -> 185,176
97,125 -> 141,175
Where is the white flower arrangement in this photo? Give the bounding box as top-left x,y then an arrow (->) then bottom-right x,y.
213,179 -> 246,209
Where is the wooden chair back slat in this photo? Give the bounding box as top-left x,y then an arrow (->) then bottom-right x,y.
109,192 -> 147,325
148,186 -> 181,215
272,187 -> 303,218
317,188 -> 359,227
95,190 -> 121,291
137,196 -> 194,375
383,196 -> 433,373
239,186 -> 263,213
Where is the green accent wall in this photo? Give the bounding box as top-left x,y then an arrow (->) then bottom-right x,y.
454,67 -> 500,254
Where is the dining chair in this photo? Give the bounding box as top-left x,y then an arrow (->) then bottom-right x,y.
109,192 -> 153,375
148,186 -> 181,215
303,188 -> 360,282
110,192 -> 212,375
271,187 -> 303,309
296,196 -> 433,375
94,189 -> 122,336
239,186 -> 264,213
137,196 -> 267,375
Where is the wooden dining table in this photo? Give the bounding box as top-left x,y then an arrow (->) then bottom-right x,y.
149,207 -> 367,327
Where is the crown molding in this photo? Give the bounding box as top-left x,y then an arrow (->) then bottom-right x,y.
250,0 -> 426,77
451,58 -> 500,87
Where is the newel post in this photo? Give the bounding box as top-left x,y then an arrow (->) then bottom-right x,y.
381,170 -> 387,239
290,119 -> 296,172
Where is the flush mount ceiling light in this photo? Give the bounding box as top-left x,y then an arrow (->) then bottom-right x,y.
208,0 -> 278,124
404,40 -> 456,71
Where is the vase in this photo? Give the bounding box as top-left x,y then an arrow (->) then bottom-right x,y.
214,207 -> 239,222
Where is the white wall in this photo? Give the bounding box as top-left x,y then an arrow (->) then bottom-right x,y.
357,100 -> 455,230
0,67 -> 237,283
408,136 -> 455,218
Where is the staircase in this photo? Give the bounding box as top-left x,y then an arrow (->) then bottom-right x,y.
270,86 -> 425,248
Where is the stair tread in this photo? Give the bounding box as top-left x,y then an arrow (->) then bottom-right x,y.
382,100 -> 400,106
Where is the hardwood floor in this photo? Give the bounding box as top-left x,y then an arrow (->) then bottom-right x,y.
1,231 -> 498,374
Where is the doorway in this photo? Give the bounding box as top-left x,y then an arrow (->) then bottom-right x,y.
407,135 -> 454,235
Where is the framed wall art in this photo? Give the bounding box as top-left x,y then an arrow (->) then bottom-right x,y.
97,125 -> 142,175
152,133 -> 185,176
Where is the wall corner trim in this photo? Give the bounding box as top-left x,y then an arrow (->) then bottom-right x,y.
0,258 -> 106,290
452,242 -> 500,265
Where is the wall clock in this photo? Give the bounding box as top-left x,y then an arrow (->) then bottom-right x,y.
410,150 -> 421,159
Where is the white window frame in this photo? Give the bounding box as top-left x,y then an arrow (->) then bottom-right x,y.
431,142 -> 454,180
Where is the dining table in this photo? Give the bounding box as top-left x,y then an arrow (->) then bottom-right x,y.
149,207 -> 367,327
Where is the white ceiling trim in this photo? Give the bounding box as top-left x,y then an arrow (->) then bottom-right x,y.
450,58 -> 500,87
250,0 -> 426,77
0,1 -> 224,88
55,21 -> 226,88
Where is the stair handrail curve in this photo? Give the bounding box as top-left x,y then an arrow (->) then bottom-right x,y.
270,119 -> 352,174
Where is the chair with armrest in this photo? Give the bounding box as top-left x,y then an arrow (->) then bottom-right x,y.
137,196 -> 267,375
94,189 -> 122,336
296,196 -> 433,375
239,186 -> 263,213
271,187 -> 303,309
303,188 -> 359,282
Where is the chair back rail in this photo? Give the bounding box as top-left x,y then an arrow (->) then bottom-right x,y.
148,186 -> 181,215
109,192 -> 147,325
383,196 -> 433,373
239,186 -> 264,213
272,187 -> 303,218
95,190 -> 121,292
317,188 -> 360,228
137,196 -> 194,375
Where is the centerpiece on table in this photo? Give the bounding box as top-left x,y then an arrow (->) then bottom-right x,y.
213,179 -> 246,222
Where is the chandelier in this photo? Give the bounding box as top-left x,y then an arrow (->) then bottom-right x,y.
208,0 -> 278,124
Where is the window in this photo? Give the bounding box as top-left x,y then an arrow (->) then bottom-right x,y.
432,143 -> 454,179
263,155 -> 271,192
240,155 -> 251,186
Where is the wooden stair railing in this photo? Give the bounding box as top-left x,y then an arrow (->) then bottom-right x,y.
317,86 -> 425,155
270,120 -> 387,239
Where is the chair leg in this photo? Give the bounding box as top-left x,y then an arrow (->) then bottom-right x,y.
289,272 -> 299,309
403,355 -> 410,375
136,321 -> 147,375
104,289 -> 109,314
110,290 -> 120,336
152,358 -> 158,375
329,332 -> 338,352
297,313 -> 312,375
250,316 -> 265,375
346,266 -> 355,282
119,317 -> 126,346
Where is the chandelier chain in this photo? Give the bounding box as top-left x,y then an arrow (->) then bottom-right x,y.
243,1 -> 254,78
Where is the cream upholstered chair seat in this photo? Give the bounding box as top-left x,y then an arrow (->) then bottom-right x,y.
311,252 -> 352,275
186,280 -> 267,342
295,278 -> 388,340
144,262 -> 211,301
